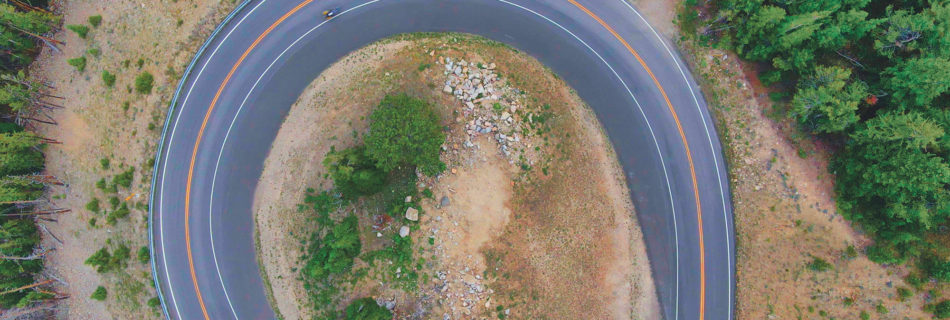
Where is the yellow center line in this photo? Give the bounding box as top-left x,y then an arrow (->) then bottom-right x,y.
183,0 -> 313,318
565,0 -> 706,318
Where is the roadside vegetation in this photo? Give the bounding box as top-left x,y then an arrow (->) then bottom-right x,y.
680,0 -> 950,317
300,93 -> 442,318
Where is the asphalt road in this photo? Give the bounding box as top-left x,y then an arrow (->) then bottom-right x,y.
149,0 -> 735,319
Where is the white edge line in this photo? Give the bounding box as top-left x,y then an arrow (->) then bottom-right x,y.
202,2 -> 686,320
616,1 -> 734,319
207,1 -> 381,319
209,0 -> 680,319
155,1 -> 267,319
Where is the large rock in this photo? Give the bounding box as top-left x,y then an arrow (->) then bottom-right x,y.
405,207 -> 419,221
399,226 -> 410,237
440,196 -> 450,208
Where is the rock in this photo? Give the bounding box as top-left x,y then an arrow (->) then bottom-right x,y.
399,226 -> 410,237
440,196 -> 450,207
376,232 -> 382,238
443,85 -> 453,94
406,207 -> 419,221
405,196 -> 412,203
385,300 -> 396,310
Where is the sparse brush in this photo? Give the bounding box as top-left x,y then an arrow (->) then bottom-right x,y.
135,72 -> 153,94
90,286 -> 107,301
67,56 -> 86,72
66,24 -> 89,38
102,70 -> 116,87
88,15 -> 102,27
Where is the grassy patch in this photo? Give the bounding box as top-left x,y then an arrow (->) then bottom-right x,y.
67,56 -> 87,72
66,24 -> 89,38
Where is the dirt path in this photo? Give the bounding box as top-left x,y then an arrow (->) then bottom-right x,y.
252,33 -> 658,319
29,0 -> 236,318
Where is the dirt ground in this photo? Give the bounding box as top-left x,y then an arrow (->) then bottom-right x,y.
252,33 -> 658,319
26,0 -> 237,318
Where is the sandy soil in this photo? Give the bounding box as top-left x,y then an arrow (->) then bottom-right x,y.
26,0 -> 236,318
252,33 -> 658,319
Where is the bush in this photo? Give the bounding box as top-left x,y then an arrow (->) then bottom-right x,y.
806,256 -> 833,272
323,146 -> 387,199
147,297 -> 161,308
137,246 -> 149,264
865,243 -> 905,265
107,203 -> 130,225
90,286 -> 107,301
897,287 -> 913,301
101,70 -> 116,87
364,94 -> 445,176
88,15 -> 102,27
134,72 -> 153,94
344,297 -> 392,320
112,167 -> 134,188
84,245 -> 130,273
95,178 -> 106,189
85,198 -> 100,213
303,215 -> 361,281
66,24 -> 89,38
100,157 -> 110,169
931,300 -> 950,318
87,48 -> 100,58
67,56 -> 86,72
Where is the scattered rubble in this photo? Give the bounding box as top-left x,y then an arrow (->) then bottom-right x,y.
439,57 -> 536,162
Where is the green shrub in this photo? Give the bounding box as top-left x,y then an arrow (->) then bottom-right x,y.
88,15 -> 102,27
66,24 -> 89,38
107,203 -> 130,225
860,310 -> 870,320
806,256 -> 833,272
85,245 -> 130,273
101,70 -> 116,87
100,157 -> 110,169
865,243 -> 905,265
108,196 -> 119,209
95,178 -> 106,190
343,297 -> 391,320
876,303 -> 888,314
138,246 -> 150,264
67,56 -> 86,72
897,287 -> 913,301
134,72 -> 153,94
323,146 -> 387,199
931,300 -> 950,318
364,94 -> 445,175
112,167 -> 134,188
85,198 -> 100,213
87,48 -> 100,58
147,297 -> 160,308
90,286 -> 107,301
303,215 -> 361,281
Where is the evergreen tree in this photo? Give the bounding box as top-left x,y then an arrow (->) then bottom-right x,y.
0,131 -> 43,176
791,65 -> 868,133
